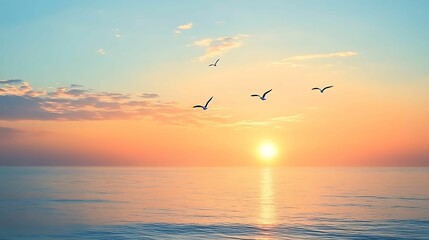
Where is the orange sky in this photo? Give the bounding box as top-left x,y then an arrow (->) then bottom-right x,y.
1,73 -> 428,166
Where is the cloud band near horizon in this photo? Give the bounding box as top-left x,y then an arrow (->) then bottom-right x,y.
0,80 -> 229,125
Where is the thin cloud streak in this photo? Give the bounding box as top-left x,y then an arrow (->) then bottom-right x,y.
219,114 -> 304,128
274,51 -> 358,65
140,93 -> 160,99
0,79 -> 23,85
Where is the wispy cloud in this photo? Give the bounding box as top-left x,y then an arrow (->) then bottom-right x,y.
274,51 -> 358,65
192,34 -> 249,61
175,22 -> 193,34
115,28 -> 122,38
97,48 -> 106,55
0,81 -> 230,126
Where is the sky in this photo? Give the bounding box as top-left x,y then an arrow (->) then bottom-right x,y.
1,0 -> 428,166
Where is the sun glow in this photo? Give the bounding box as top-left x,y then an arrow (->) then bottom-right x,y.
258,143 -> 277,161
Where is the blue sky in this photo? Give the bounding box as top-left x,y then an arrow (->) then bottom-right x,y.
1,0 -> 428,94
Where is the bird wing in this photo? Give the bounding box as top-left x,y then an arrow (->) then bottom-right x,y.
312,88 -> 321,91
262,89 -> 272,98
193,105 -> 204,108
322,86 -> 333,91
215,59 -> 220,65
208,64 -> 214,66
204,96 -> 213,107
251,94 -> 260,97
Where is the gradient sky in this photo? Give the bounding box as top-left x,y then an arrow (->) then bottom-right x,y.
1,0 -> 428,166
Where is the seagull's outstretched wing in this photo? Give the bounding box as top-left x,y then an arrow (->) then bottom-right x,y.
209,63 -> 214,66
204,96 -> 213,108
312,87 -> 321,91
322,86 -> 333,92
214,59 -> 220,65
262,89 -> 272,98
193,105 -> 204,109
251,94 -> 260,97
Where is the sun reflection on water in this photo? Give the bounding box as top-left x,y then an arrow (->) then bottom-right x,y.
260,168 -> 275,226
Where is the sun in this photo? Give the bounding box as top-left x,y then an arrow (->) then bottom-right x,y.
258,143 -> 277,162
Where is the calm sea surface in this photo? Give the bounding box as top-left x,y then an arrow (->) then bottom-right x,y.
0,167 -> 428,239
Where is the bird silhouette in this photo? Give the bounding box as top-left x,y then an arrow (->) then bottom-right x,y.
312,86 -> 333,93
193,96 -> 213,110
209,59 -> 220,67
251,89 -> 272,100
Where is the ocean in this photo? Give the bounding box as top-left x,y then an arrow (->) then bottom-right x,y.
0,167 -> 428,239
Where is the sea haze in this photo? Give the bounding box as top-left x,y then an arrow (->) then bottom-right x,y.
0,167 -> 428,239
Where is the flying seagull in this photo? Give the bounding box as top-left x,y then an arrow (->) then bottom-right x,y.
193,96 -> 213,110
312,86 -> 333,93
209,59 -> 220,67
251,89 -> 272,101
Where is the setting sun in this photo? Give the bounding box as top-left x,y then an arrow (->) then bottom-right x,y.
258,143 -> 277,161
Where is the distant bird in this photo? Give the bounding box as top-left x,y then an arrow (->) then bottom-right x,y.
193,96 -> 213,110
312,86 -> 333,93
209,59 -> 220,67
251,89 -> 272,101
